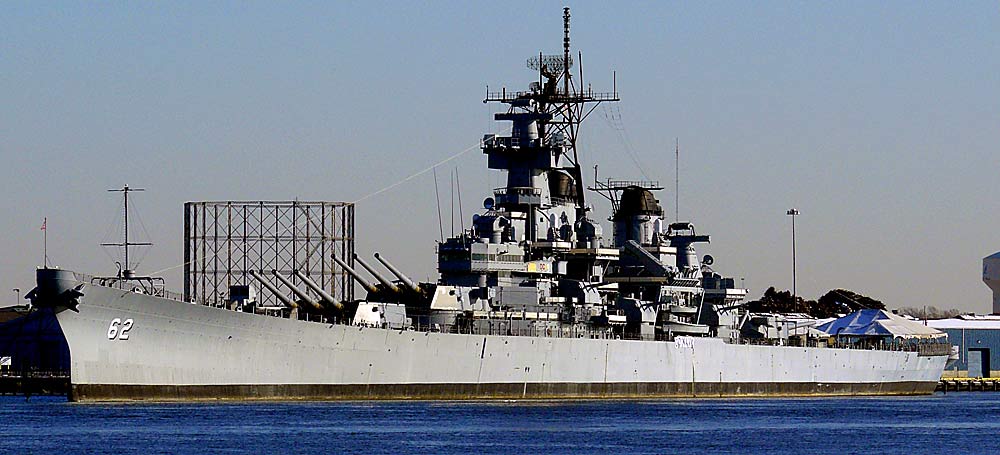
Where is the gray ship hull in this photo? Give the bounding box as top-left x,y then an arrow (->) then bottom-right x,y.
53,277 -> 946,402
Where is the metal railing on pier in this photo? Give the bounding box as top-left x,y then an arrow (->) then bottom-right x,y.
938,377 -> 1000,393
0,369 -> 70,397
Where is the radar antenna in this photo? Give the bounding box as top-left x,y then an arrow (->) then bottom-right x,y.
484,7 -> 620,216
527,54 -> 573,79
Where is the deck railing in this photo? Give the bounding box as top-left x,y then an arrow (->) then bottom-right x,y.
75,271 -> 198,304
70,271 -> 953,355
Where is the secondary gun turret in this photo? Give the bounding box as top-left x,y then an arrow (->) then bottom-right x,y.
666,222 -> 710,272
373,252 -> 421,294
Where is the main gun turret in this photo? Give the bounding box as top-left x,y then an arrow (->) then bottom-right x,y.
332,255 -> 378,294
292,270 -> 344,311
353,254 -> 400,294
270,270 -> 324,312
248,270 -> 297,309
373,252 -> 422,294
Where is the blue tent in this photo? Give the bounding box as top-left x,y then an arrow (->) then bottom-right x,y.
817,309 -> 944,339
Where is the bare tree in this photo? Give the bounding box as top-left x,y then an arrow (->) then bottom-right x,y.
897,306 -> 963,320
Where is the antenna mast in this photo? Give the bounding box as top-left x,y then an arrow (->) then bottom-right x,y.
485,7 -> 619,219
675,138 -> 679,222
563,7 -> 571,98
101,185 -> 152,273
560,6 -> 588,214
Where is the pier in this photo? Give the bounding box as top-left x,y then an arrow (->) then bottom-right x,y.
0,371 -> 69,397
937,377 -> 1000,392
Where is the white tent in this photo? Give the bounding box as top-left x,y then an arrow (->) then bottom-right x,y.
817,309 -> 945,340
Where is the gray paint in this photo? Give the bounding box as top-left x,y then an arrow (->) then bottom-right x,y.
53,276 -> 946,401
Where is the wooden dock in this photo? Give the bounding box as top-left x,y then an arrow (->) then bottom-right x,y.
937,377 -> 1000,392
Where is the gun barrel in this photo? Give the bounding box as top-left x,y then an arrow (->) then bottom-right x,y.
293,270 -> 343,311
332,255 -> 378,294
248,270 -> 297,308
373,252 -> 420,293
353,254 -> 400,293
271,270 -> 324,311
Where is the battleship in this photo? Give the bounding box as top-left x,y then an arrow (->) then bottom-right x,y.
27,9 -> 948,401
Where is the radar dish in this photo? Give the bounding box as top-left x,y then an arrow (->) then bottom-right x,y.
483,197 -> 495,210
527,54 -> 574,78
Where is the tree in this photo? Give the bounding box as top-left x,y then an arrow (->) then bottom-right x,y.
814,289 -> 885,318
744,287 -> 887,319
745,287 -> 815,315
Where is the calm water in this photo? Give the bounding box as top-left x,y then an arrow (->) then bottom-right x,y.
2,393 -> 999,454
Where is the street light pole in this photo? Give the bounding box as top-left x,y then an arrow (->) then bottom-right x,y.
786,209 -> 800,302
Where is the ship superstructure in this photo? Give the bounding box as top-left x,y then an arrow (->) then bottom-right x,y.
365,7 -> 747,344
24,8 -> 949,401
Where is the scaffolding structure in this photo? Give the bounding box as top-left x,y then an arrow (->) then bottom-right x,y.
183,201 -> 355,308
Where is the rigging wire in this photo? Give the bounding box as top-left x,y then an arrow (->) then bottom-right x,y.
433,167 -> 444,242
600,104 -> 653,181
456,166 -> 465,233
128,194 -> 153,269
97,189 -> 155,270
99,198 -> 125,264
152,134 -> 505,277
351,141 -> 481,204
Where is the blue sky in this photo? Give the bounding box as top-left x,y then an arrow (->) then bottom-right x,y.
2,1 -> 999,312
